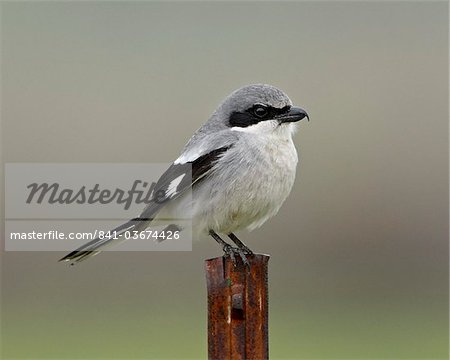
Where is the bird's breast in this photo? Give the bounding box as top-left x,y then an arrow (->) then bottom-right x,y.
194,134 -> 299,234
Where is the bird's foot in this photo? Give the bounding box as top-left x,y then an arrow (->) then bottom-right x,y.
227,233 -> 254,256
222,244 -> 250,268
238,243 -> 253,255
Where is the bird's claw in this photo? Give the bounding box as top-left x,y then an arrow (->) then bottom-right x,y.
240,245 -> 253,255
222,244 -> 251,268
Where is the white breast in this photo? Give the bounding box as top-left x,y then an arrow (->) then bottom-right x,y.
192,125 -> 299,235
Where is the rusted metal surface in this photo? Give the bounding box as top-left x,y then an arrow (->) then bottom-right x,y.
205,254 -> 269,360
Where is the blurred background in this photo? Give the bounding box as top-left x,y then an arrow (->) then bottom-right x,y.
1,1 -> 448,359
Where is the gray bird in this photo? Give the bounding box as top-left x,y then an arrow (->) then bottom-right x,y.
60,84 -> 309,265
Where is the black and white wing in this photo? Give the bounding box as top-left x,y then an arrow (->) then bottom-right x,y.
59,145 -> 231,264
135,146 -> 231,226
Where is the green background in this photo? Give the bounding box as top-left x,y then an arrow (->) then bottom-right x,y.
1,1 -> 448,359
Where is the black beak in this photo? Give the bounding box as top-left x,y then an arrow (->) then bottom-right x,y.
277,106 -> 309,124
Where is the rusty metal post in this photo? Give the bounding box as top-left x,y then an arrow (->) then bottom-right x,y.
205,254 -> 269,360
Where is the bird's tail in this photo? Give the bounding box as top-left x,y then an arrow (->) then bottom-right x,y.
59,218 -> 147,265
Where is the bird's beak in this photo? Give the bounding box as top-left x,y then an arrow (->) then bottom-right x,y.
277,106 -> 309,124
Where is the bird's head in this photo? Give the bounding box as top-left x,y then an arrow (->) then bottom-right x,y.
216,84 -> 309,136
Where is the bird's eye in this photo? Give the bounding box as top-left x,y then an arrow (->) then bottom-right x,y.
253,105 -> 269,118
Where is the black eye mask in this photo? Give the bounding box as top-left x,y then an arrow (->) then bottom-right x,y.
229,105 -> 291,128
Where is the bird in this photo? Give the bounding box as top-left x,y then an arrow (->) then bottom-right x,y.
60,84 -> 309,266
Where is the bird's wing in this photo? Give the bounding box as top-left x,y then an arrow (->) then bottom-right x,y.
59,132 -> 235,264
136,144 -> 231,225
135,128 -> 239,224
174,127 -> 239,164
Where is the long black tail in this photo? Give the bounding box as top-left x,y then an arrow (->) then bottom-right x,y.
59,218 -> 147,265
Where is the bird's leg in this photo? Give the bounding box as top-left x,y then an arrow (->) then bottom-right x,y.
228,233 -> 254,255
209,230 -> 249,267
209,230 -> 236,264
